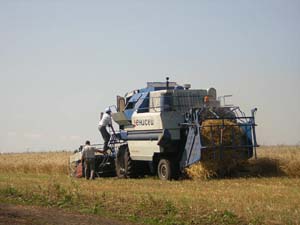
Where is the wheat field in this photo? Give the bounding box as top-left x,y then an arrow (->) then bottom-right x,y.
0,151 -> 71,174
254,146 -> 300,177
0,146 -> 300,225
1,146 -> 299,178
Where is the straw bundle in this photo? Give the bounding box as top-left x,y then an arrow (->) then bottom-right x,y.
185,119 -> 250,179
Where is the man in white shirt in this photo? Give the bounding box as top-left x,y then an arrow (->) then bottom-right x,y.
81,140 -> 102,180
98,107 -> 112,151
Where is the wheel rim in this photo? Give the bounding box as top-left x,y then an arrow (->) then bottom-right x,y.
160,164 -> 168,178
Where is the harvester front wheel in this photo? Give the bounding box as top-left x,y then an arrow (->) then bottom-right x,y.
158,158 -> 177,181
115,145 -> 138,178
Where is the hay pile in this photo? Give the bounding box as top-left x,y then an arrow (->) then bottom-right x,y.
185,119 -> 250,179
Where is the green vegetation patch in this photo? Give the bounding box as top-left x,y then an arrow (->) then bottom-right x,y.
1,146 -> 300,225
0,177 -> 247,225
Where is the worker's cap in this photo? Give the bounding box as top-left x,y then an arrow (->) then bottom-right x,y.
105,107 -> 111,113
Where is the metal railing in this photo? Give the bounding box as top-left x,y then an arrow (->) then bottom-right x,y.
180,107 -> 258,160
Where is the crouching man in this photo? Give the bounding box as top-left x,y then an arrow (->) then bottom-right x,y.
81,140 -> 102,180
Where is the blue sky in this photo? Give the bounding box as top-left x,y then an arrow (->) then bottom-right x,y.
0,1 -> 299,152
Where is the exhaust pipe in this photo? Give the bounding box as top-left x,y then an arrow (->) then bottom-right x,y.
166,77 -> 169,90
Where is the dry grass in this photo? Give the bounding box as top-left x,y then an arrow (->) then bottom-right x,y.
1,146 -> 299,178
1,170 -> 300,224
186,146 -> 300,179
252,145 -> 300,178
200,119 -> 246,148
0,152 -> 71,175
0,146 -> 300,224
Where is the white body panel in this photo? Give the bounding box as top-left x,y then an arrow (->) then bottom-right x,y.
149,90 -> 167,113
131,111 -> 183,139
128,140 -> 160,160
128,111 -> 184,160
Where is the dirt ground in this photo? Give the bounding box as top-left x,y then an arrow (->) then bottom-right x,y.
0,204 -> 134,225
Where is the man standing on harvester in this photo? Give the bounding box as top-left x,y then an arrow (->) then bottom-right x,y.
98,107 -> 112,152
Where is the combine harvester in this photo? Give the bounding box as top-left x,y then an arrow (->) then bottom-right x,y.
70,78 -> 258,180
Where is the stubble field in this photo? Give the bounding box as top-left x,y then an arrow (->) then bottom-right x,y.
0,146 -> 300,225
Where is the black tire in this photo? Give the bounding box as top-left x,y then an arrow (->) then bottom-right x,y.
115,145 -> 138,178
157,158 -> 179,181
115,145 -> 126,178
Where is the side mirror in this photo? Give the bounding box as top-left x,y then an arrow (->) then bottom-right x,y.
117,96 -> 125,112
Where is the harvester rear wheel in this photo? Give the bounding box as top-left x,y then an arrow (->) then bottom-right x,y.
157,158 -> 179,180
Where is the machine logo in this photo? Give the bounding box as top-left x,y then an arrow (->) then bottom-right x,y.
134,119 -> 154,126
